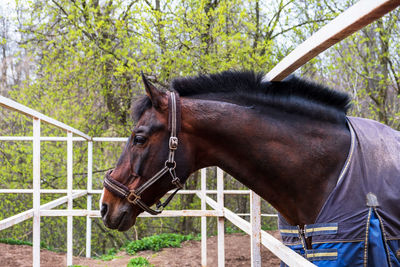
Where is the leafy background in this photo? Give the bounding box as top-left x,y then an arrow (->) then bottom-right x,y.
0,0 -> 399,256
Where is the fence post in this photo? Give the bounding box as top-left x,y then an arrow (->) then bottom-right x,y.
67,131 -> 73,266
217,168 -> 225,267
86,141 -> 93,258
32,118 -> 41,267
250,191 -> 261,267
201,168 -> 207,267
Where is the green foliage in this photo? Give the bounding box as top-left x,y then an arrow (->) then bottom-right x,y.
0,238 -> 54,251
225,226 -> 244,234
127,257 -> 153,267
0,238 -> 33,246
124,233 -> 194,255
94,248 -> 120,261
295,1 -> 400,131
262,224 -> 278,231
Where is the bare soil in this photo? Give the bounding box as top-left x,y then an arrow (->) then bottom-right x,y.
0,232 -> 281,266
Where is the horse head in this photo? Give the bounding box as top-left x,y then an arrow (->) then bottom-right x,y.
100,74 -> 195,231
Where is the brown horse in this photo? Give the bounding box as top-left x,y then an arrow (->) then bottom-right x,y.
100,70 -> 350,231
100,71 -> 400,265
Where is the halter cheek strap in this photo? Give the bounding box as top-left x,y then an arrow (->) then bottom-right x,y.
103,91 -> 183,215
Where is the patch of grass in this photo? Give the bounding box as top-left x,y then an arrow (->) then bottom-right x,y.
94,248 -> 120,261
124,233 -> 194,255
225,226 -> 245,234
0,238 -> 32,246
127,257 -> 153,267
262,225 -> 278,231
0,238 -> 54,251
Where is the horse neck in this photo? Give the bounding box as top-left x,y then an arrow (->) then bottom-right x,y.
182,97 -> 350,226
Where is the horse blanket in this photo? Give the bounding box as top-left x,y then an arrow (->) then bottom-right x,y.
279,117 -> 400,266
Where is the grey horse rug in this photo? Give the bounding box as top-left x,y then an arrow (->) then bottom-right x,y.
279,117 -> 400,266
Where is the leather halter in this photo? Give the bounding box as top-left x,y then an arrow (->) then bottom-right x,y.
103,91 -> 183,215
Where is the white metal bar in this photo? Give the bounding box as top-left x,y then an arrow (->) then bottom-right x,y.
0,136 -> 87,141
0,136 -> 129,142
250,191 -> 261,267
92,137 -> 128,142
0,95 -> 91,140
0,189 -> 87,194
41,210 -> 95,217
201,168 -> 207,267
263,0 -> 400,82
44,191 -> 87,208
0,191 -> 89,231
40,137 -> 85,141
32,118 -> 40,267
37,209 -> 275,219
0,189 -> 254,195
139,210 -> 223,217
0,136 -> 33,141
67,131 -> 73,266
0,209 -> 34,231
86,189 -> 253,195
236,213 -> 278,217
86,141 -> 93,258
217,168 -> 225,267
201,194 -> 316,267
40,209 -> 223,217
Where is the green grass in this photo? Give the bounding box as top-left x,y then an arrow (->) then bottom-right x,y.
0,238 -> 32,246
94,248 -> 121,261
225,226 -> 245,234
262,225 -> 278,231
95,233 -> 194,261
0,238 -> 54,251
127,257 -> 153,267
124,233 -> 195,255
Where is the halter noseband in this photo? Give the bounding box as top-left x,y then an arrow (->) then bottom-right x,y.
103,91 -> 183,215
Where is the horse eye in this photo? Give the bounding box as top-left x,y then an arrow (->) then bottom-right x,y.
133,135 -> 147,145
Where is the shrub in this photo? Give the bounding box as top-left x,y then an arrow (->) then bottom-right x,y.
94,248 -> 120,261
127,257 -> 153,267
125,233 -> 193,255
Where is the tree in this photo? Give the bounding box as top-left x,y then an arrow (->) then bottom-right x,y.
294,1 -> 400,130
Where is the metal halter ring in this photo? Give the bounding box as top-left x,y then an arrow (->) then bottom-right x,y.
165,160 -> 177,169
127,191 -> 141,204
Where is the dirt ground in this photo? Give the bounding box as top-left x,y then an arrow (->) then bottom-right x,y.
0,232 -> 281,266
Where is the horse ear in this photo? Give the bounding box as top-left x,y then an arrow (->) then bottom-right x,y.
141,72 -> 167,110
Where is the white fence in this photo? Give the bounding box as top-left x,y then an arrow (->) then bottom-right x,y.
0,95 -> 313,267
1,0 -> 398,266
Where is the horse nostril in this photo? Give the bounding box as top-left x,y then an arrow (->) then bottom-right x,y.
100,203 -> 108,218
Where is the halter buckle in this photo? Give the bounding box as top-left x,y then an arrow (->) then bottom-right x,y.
127,191 -> 141,204
172,177 -> 183,189
169,137 -> 178,150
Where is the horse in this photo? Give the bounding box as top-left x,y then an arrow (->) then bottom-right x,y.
100,71 -> 400,266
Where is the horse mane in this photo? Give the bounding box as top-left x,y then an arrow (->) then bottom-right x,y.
133,71 -> 351,123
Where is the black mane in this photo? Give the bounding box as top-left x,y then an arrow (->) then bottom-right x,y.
133,71 -> 351,123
